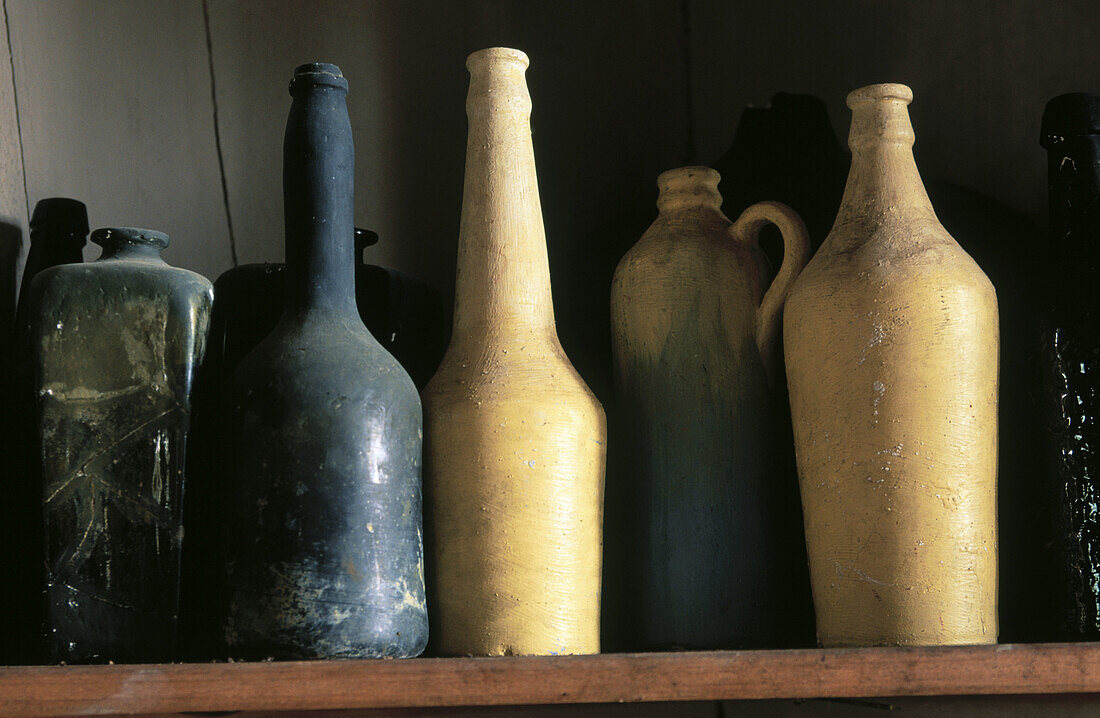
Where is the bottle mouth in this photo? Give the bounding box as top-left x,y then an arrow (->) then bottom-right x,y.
289,62 -> 348,95
466,47 -> 530,73
91,227 -> 169,250
1041,93 -> 1100,146
354,227 -> 379,253
657,165 -> 720,189
847,83 -> 913,109
30,197 -> 89,237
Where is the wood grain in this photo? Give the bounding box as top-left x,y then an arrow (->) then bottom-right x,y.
0,644 -> 1098,715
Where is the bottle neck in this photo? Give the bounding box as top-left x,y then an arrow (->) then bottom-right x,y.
91,228 -> 169,263
453,49 -> 555,340
99,243 -> 165,262
1045,134 -> 1100,240
656,166 -> 724,216
834,91 -> 936,232
283,65 -> 357,320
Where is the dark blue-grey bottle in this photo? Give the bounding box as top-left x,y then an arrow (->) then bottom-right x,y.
221,63 -> 427,659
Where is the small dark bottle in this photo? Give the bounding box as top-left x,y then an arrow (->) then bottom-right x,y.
0,198 -> 88,665
15,199 -> 89,326
221,63 -> 427,659
1039,93 -> 1100,640
712,93 -> 849,254
206,229 -> 445,391
25,226 -> 212,663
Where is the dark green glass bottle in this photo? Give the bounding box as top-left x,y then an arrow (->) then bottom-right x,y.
26,226 -> 212,663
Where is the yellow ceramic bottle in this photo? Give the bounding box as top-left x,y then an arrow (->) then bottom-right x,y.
784,84 -> 999,647
423,47 -> 606,657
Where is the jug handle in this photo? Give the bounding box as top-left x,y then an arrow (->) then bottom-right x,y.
728,201 -> 810,384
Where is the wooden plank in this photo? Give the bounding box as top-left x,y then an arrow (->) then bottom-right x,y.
0,644 -> 1098,716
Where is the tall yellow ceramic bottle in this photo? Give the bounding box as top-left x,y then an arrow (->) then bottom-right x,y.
784,84 -> 999,646
423,47 -> 606,656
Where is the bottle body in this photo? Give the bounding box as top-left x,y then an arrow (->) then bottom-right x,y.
423,48 -> 605,656
27,227 -> 211,663
221,63 -> 426,659
1038,93 -> 1100,640
223,319 -> 427,658
784,85 -> 999,646
610,168 -> 812,649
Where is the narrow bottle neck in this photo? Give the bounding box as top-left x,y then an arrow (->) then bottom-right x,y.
453,50 -> 556,340
283,70 -> 357,319
834,95 -> 936,231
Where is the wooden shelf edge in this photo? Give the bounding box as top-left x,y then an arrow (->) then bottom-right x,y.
1,642 -> 1098,716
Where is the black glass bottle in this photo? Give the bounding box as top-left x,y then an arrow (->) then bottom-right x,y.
1039,93 -> 1100,640
0,197 -> 88,664
24,226 -> 212,663
221,63 -> 427,659
207,229 -> 445,391
15,199 -> 89,327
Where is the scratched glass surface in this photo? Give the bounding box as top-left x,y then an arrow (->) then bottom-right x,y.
30,231 -> 211,663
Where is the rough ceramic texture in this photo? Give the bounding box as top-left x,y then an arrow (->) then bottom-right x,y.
423,47 -> 606,657
1038,93 -> 1100,640
26,226 -> 212,663
610,167 -> 811,649
784,84 -> 999,647
222,63 -> 427,659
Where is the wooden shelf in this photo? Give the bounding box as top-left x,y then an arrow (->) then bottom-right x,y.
1,643 -> 1098,715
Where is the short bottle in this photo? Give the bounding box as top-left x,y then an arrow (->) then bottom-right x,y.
25,226 -> 212,663
1038,93 -> 1100,640
784,84 -> 999,647
610,167 -> 812,649
423,48 -> 606,656
221,63 -> 427,659
16,198 -> 89,328
206,229 -> 445,391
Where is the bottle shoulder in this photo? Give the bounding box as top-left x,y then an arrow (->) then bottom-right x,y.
231,315 -> 420,405
787,218 -> 998,330
424,339 -> 603,416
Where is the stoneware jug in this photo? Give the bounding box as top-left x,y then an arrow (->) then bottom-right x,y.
610,167 -> 812,649
423,47 -> 606,657
784,84 -> 999,647
25,226 -> 212,663
221,63 -> 427,659
1038,93 -> 1100,640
